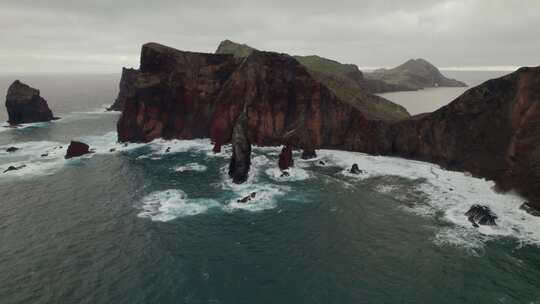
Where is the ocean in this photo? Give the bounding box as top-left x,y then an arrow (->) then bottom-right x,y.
1,71 -> 539,304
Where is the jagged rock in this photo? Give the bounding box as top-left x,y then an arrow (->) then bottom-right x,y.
3,165 -> 26,173
5,147 -> 19,153
5,80 -> 56,125
228,113 -> 251,184
65,141 -> 92,159
107,68 -> 141,111
280,171 -> 290,177
349,164 -> 364,174
465,205 -> 498,227
278,144 -> 294,171
301,149 -> 317,160
237,192 -> 257,203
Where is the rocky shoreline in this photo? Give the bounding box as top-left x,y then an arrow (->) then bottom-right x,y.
114,42 -> 540,209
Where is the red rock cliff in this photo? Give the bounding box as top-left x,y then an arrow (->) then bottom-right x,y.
116,43 -> 540,208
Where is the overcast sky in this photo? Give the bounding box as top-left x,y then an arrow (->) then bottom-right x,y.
1,0 -> 538,74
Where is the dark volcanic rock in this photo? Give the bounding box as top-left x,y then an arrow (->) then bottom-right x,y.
65,141 -> 92,159
349,164 -> 363,174
301,149 -> 317,160
278,144 -> 294,171
108,68 -> 142,111
5,80 -> 55,125
237,192 -> 257,203
115,42 -> 540,210
228,113 -> 251,184
6,147 -> 19,153
3,165 -> 26,173
212,143 -> 222,153
465,205 -> 498,226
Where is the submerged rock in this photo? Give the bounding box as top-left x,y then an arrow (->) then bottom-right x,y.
278,144 -> 294,171
5,147 -> 19,153
228,113 -> 251,184
301,148 -> 317,160
280,171 -> 290,177
65,141 -> 92,159
5,80 -> 56,125
237,192 -> 257,203
465,205 -> 498,227
3,165 -> 26,173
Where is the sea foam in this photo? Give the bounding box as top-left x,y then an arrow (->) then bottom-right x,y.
318,149 -> 540,247
138,189 -> 220,221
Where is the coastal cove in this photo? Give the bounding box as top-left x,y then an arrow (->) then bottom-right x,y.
1,73 -> 540,303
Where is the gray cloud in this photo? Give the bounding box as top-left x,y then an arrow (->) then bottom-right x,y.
1,0 -> 539,73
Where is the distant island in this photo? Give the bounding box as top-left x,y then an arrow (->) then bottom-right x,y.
365,58 -> 467,91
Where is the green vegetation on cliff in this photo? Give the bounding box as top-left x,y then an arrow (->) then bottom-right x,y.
215,40 -> 410,121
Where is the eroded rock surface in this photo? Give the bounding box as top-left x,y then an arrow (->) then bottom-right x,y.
65,141 -> 92,159
6,80 -> 55,125
228,113 -> 251,184
115,42 -> 540,209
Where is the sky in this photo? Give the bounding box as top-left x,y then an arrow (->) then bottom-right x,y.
0,0 -> 539,74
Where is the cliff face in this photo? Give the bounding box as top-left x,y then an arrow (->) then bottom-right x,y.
387,67 -> 540,206
5,80 -> 55,125
116,42 -> 540,208
366,58 -> 467,90
117,43 -> 393,151
214,40 -> 410,118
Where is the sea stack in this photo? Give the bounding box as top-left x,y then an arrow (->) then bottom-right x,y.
278,144 -> 294,170
65,141 -> 92,159
5,80 -> 56,125
228,113 -> 251,184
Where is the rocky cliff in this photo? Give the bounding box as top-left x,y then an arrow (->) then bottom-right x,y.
5,80 -> 56,125
215,40 -> 411,116
117,42 -> 405,146
387,67 -> 540,208
365,58 -> 467,90
116,42 -> 540,208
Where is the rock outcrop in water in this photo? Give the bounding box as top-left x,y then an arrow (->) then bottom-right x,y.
228,113 -> 251,184
465,205 -> 498,226
365,58 -> 467,91
278,144 -> 294,171
65,141 -> 92,159
116,42 -> 540,209
5,80 -> 56,125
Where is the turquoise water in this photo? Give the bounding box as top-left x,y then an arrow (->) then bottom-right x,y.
1,74 -> 540,303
